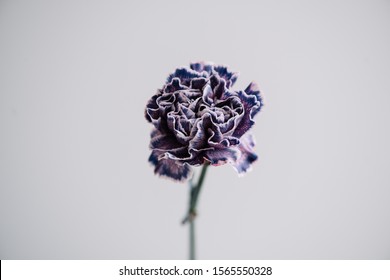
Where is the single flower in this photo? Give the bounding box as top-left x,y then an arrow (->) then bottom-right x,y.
145,62 -> 263,181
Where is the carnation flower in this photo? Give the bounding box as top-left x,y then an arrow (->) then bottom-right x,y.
145,62 -> 263,181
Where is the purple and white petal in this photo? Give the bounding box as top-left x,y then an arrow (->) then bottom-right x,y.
244,81 -> 263,116
149,150 -> 193,181
213,65 -> 239,88
167,67 -> 206,86
231,133 -> 258,174
149,129 -> 182,151
190,62 -> 213,75
164,78 -> 187,93
232,87 -> 262,138
205,148 -> 240,166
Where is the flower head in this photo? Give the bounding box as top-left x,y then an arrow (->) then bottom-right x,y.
145,62 -> 263,181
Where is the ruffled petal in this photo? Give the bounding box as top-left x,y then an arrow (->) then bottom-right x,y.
213,65 -> 239,88
164,78 -> 187,93
231,133 -> 258,174
201,83 -> 214,105
244,81 -> 263,116
167,67 -> 206,86
190,77 -> 208,90
149,129 -> 182,151
232,84 -> 262,138
190,62 -> 213,75
188,119 -> 211,151
149,150 -> 193,181
205,147 -> 240,166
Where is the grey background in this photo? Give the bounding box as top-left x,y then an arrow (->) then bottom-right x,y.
1,0 -> 389,259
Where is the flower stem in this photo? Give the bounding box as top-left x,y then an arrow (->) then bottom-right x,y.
186,163 -> 209,260
189,218 -> 195,260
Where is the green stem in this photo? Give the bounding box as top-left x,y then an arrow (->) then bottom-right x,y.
190,164 -> 209,215
186,164 -> 209,260
189,218 -> 195,260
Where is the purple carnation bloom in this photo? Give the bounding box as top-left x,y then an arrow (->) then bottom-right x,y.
145,62 -> 263,181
